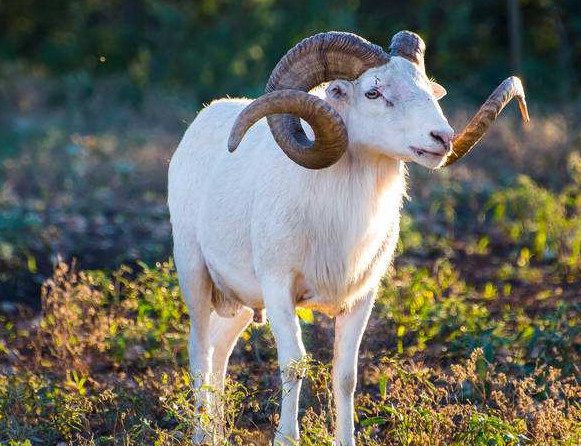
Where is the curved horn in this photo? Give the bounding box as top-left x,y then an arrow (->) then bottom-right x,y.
229,32 -> 389,169
388,30 -> 426,72
229,90 -> 347,169
442,76 -> 530,167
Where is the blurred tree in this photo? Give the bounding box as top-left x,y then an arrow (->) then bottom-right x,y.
508,0 -> 523,75
0,0 -> 579,105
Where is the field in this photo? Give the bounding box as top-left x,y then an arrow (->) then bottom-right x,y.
0,67 -> 580,446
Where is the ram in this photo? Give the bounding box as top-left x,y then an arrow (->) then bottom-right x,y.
168,31 -> 528,445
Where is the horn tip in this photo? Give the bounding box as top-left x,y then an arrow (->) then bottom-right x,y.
507,76 -> 530,124
519,100 -> 530,124
227,134 -> 241,152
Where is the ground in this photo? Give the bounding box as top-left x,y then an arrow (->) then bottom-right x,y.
0,79 -> 580,445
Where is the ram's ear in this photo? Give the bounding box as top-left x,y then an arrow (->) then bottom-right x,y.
430,81 -> 447,100
326,80 -> 353,103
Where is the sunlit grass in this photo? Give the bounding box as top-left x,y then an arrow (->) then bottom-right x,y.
1,85 -> 581,444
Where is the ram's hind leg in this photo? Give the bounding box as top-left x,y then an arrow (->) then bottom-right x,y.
209,307 -> 254,391
174,246 -> 213,443
179,267 -> 213,389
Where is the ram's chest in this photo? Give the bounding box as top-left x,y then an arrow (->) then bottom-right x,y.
301,196 -> 402,316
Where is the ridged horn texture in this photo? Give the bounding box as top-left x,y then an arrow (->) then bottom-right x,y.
388,30 -> 426,72
442,76 -> 530,167
228,32 -> 389,169
228,90 -> 348,169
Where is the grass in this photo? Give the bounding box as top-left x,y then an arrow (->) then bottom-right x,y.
2,171 -> 580,444
0,251 -> 579,445
1,74 -> 581,444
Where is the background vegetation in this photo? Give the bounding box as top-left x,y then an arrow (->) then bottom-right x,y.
0,0 -> 580,444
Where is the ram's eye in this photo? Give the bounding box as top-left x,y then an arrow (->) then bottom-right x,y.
365,88 -> 381,99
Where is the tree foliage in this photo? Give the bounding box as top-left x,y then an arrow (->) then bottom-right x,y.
0,0 -> 579,104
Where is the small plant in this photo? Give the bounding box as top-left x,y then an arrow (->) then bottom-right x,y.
487,163 -> 581,272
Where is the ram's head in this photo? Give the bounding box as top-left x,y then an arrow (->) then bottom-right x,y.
229,31 -> 529,170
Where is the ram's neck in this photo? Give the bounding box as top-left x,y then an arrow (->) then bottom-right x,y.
297,148 -> 405,307
306,144 -> 406,207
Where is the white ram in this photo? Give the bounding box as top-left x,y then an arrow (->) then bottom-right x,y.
168,31 -> 528,445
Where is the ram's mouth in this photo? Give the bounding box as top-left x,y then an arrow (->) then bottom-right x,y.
410,146 -> 446,158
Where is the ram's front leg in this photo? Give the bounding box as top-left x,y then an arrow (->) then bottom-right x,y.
333,291 -> 375,446
262,277 -> 306,445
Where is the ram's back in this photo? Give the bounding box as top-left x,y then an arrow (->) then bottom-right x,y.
168,98 -> 252,233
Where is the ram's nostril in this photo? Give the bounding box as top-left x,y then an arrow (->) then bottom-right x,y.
430,131 -> 443,144
430,130 -> 453,150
